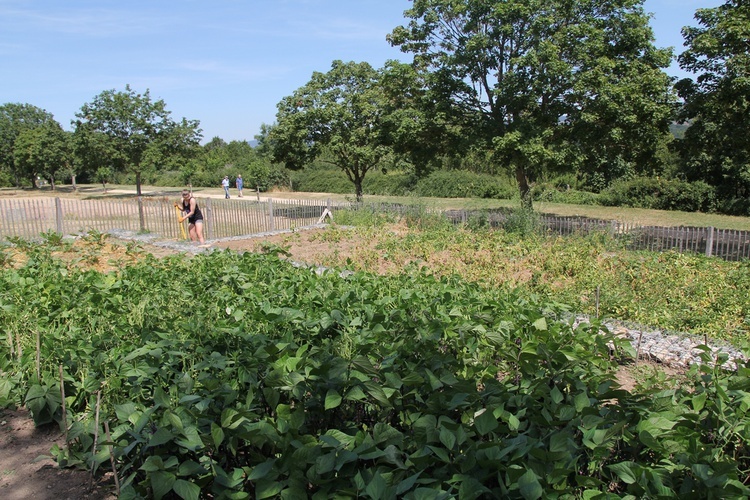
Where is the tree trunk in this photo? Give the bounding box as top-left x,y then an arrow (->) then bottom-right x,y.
515,165 -> 532,209
354,178 -> 363,202
71,174 -> 77,191
49,177 -> 56,191
136,171 -> 142,196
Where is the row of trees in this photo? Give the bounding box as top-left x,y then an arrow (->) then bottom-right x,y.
263,0 -> 749,213
1,0 -> 748,214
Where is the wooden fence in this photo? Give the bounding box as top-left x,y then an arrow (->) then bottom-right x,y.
0,197 -> 334,242
1,197 -> 749,261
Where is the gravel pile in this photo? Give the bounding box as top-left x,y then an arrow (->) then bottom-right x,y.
573,315 -> 747,370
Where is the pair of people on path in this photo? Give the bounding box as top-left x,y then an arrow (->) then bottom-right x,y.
222,175 -> 244,198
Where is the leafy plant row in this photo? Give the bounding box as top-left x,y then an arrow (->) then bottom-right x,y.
1,240 -> 749,499
309,218 -> 750,343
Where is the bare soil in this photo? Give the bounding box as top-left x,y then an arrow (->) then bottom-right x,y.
0,408 -> 115,500
0,226 -> 682,498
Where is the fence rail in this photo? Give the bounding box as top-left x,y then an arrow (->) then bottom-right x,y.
1,197 -> 749,261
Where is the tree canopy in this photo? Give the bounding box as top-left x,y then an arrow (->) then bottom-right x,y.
267,60 -> 393,201
0,103 -> 58,187
388,0 -> 675,205
74,85 -> 202,195
13,121 -> 72,189
676,0 -> 750,215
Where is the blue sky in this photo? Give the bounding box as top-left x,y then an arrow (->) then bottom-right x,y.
0,0 -> 724,143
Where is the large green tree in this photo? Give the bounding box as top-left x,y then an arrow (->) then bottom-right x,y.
0,103 -> 57,187
74,85 -> 202,195
676,0 -> 750,215
388,0 -> 675,205
13,121 -> 72,189
268,60 -> 393,201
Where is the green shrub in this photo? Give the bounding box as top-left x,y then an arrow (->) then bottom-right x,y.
599,177 -> 716,212
414,170 -> 516,199
291,166 -> 352,194
361,171 -> 413,196
531,183 -> 600,205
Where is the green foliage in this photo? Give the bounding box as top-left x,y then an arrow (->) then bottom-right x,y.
2,239 -> 749,498
413,170 -> 516,199
291,164 -> 353,194
676,0 -> 750,216
389,0 -> 676,206
269,60 -> 394,200
0,103 -> 58,187
73,85 -> 202,195
13,121 -> 72,187
598,177 -> 717,212
293,167 -> 518,200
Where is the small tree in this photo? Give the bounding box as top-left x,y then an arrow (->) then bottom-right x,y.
74,85 -> 202,195
94,166 -> 113,192
0,103 -> 57,187
268,61 -> 393,201
13,120 -> 71,190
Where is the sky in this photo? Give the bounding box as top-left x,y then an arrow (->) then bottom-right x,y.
0,0 -> 725,144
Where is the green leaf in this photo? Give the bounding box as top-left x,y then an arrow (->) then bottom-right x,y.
172,479 -> 200,500
255,478 -> 283,499
247,459 -> 276,481
150,470 -> 176,500
532,318 -> 548,331
439,426 -> 456,450
153,386 -> 170,408
211,422 -> 225,448
609,461 -> 638,484
175,426 -> 203,451
692,392 -> 707,412
324,389 -> 342,410
507,413 -> 521,431
140,455 -> 164,472
365,472 -> 387,499
518,469 -> 543,500
147,428 -> 174,448
474,408 -> 498,436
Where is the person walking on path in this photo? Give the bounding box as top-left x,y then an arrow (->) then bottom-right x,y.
236,174 -> 244,197
178,190 -> 206,244
222,176 -> 230,199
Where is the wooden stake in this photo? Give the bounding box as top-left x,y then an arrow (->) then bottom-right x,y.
635,330 -> 644,366
59,364 -> 68,446
104,421 -> 120,495
91,390 -> 101,482
595,286 -> 600,318
35,329 -> 40,380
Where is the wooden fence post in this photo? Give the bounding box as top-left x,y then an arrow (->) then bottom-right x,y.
55,197 -> 63,234
268,198 -> 275,231
137,197 -> 145,233
205,198 -> 213,240
705,226 -> 714,257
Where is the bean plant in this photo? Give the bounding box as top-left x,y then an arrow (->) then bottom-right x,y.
1,235 -> 749,499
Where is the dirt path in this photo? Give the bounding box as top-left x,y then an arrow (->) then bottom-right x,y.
0,408 -> 115,499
